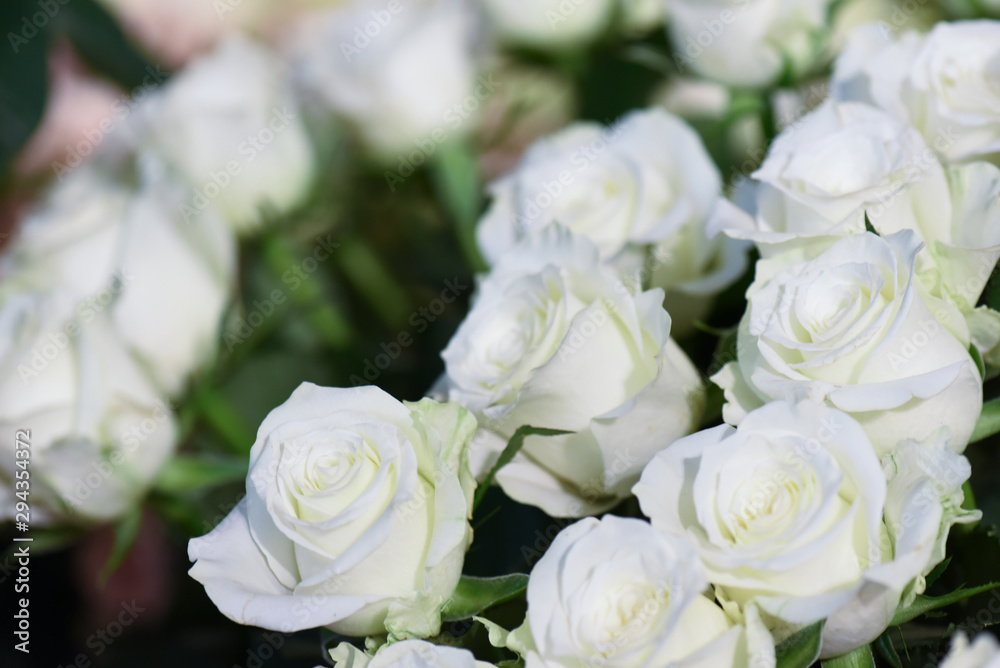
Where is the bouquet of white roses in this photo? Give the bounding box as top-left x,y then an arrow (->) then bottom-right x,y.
2,0 -> 1000,666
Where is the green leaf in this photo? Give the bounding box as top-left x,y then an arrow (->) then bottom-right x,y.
496,660 -> 524,668
822,644 -> 875,668
864,212 -> 879,236
874,630 -> 902,668
336,237 -> 411,330
430,140 -> 487,273
970,344 -> 986,379
759,89 -> 779,143
259,234 -> 352,350
971,396 -> 1000,443
925,557 -> 952,589
891,581 -> 1000,626
0,0 -> 50,172
776,621 -> 824,668
961,481 -> 979,516
153,455 -> 248,493
99,506 -> 143,584
441,574 -> 529,622
473,426 -> 573,513
54,0 -> 161,90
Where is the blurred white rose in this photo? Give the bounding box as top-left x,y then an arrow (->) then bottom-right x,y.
478,0 -> 615,49
440,225 -> 703,517
134,35 -> 316,232
292,0 -> 481,160
712,231 -> 982,456
635,400 -> 978,658
491,515 -> 768,668
833,21 -> 1000,163
97,0 -> 339,67
476,108 -> 751,335
0,290 -> 177,525
668,0 -> 835,88
940,634 -> 1000,668
330,639 -> 494,668
654,77 -> 731,121
2,163 -> 236,397
189,384 -> 478,638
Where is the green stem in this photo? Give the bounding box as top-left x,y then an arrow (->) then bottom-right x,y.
430,140 -> 487,274
194,386 -> 256,455
336,237 -> 412,330
261,234 -> 353,349
822,645 -> 875,668
760,91 -> 779,146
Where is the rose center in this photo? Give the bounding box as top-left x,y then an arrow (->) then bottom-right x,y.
591,581 -> 669,656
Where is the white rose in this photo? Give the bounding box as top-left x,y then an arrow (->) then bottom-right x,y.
2,163 -> 235,397
136,35 -> 315,231
495,515 -> 766,668
440,225 -> 703,517
654,78 -> 731,121
330,639 -> 494,668
940,634 -> 1000,668
634,400 -> 978,658
833,21 -> 1000,164
188,383 -> 478,638
720,99 -> 1000,361
292,0 -> 480,159
0,291 -> 176,525
478,0 -> 615,49
668,0 -> 834,88
476,108 -> 750,335
712,231 -> 982,456
732,101 -> 951,249
479,108 -> 729,262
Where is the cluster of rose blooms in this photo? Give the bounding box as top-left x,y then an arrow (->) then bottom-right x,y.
4,0 -> 1000,666
191,7 -> 1000,668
